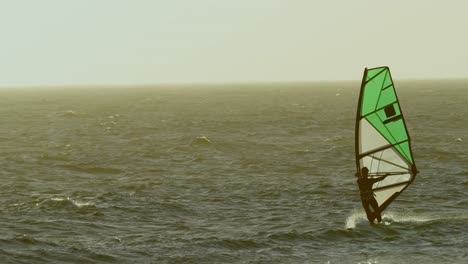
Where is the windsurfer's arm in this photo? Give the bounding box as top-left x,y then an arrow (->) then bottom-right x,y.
371,174 -> 389,184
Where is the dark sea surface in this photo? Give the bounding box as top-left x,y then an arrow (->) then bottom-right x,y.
0,81 -> 467,263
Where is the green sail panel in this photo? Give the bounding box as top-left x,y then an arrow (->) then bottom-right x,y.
355,66 -> 418,213
359,67 -> 413,164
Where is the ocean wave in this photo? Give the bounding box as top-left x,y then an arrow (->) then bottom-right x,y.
36,197 -> 96,210
0,235 -> 119,263
6,196 -> 98,212
216,238 -> 266,250
267,230 -> 315,241
0,235 -> 58,247
57,165 -> 124,175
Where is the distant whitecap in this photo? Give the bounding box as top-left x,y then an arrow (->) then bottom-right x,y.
191,136 -> 212,145
59,110 -> 78,118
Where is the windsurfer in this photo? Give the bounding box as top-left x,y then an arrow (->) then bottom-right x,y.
356,167 -> 389,224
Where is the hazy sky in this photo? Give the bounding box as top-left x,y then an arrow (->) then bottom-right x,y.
1,0 -> 467,86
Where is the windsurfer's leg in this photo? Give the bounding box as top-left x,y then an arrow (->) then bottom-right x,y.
362,200 -> 375,224
369,198 -> 381,222
367,214 -> 375,224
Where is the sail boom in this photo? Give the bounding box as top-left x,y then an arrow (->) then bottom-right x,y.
373,181 -> 411,191
368,171 -> 410,177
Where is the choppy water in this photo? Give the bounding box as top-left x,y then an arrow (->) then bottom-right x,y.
0,81 -> 467,263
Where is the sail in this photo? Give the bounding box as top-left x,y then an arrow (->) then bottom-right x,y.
355,66 -> 418,212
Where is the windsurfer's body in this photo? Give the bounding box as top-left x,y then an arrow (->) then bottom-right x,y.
356,167 -> 388,224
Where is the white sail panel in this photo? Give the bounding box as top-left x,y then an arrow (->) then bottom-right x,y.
359,118 -> 390,154
374,147 -> 410,171
374,184 -> 407,207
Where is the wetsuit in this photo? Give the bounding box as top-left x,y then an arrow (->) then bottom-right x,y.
357,175 -> 387,224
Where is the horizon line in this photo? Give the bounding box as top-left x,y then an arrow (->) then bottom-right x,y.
1,77 -> 467,89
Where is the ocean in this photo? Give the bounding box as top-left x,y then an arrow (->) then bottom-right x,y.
0,81 -> 467,263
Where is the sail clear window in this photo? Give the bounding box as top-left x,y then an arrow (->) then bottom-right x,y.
384,104 -> 396,118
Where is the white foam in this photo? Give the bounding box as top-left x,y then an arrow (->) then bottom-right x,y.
345,210 -> 368,229
71,200 -> 95,208
49,197 -> 95,208
380,211 -> 432,224
345,210 -> 434,228
51,197 -> 66,202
